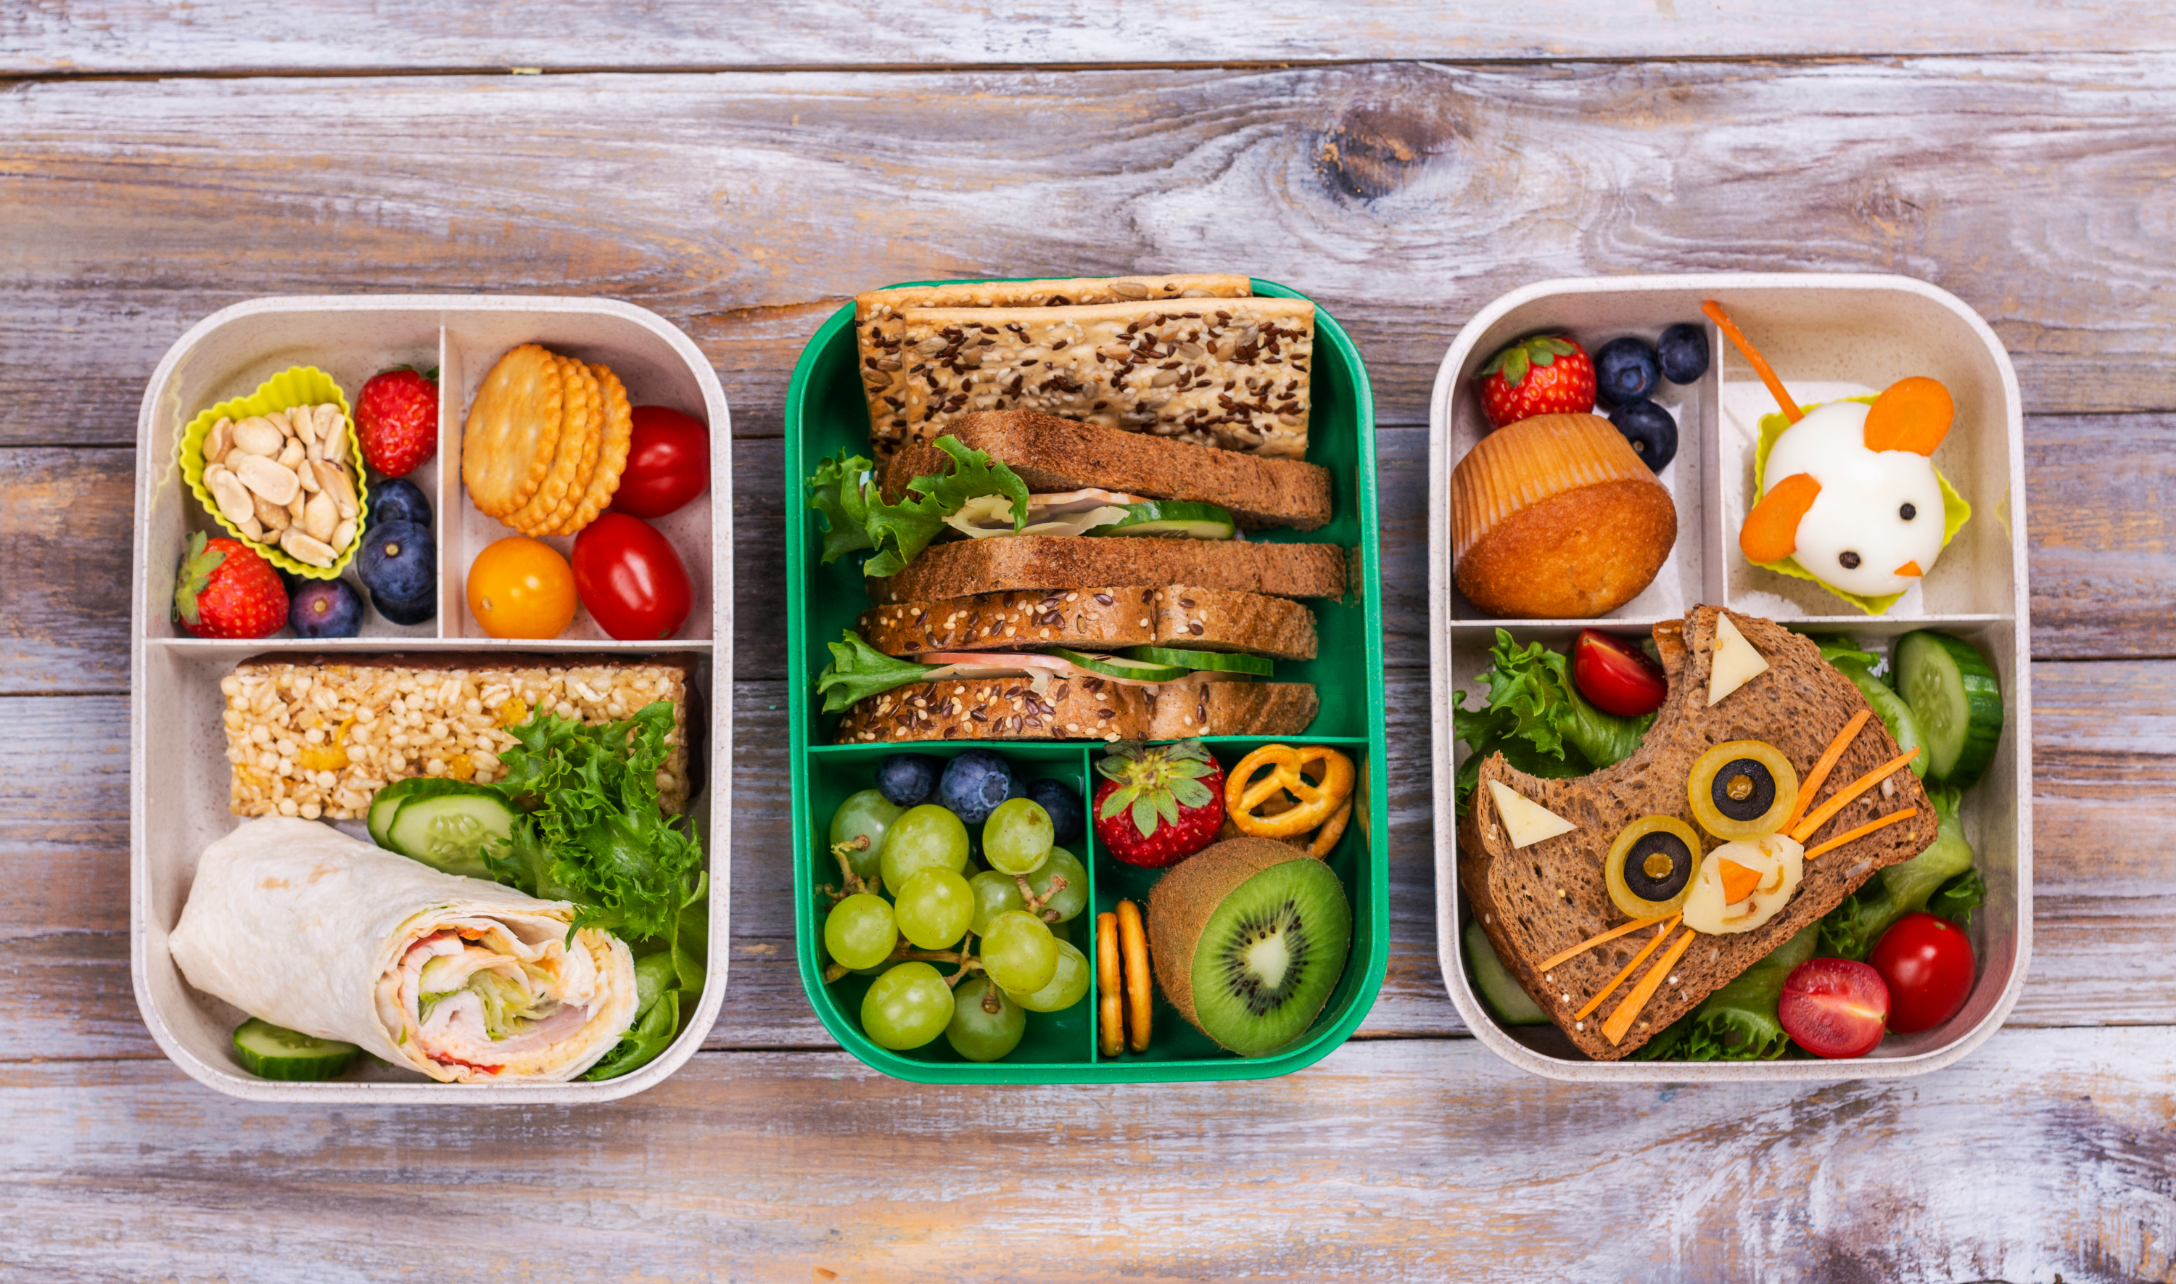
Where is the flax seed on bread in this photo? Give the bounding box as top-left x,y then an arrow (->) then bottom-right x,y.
859,585 -> 1317,660
834,672 -> 1318,744
885,410 -> 1332,532
1459,607 -> 1939,1061
867,536 -> 1346,606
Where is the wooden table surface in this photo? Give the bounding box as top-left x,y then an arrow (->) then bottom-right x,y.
6,7 -> 2175,1279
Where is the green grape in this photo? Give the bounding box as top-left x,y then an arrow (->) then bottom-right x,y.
861,962 -> 954,1051
968,870 -> 1027,935
1008,940 -> 1091,1013
1023,846 -> 1088,923
823,893 -> 898,971
980,910 -> 1058,994
982,798 -> 1055,875
894,868 -> 974,950
945,976 -> 1026,1062
829,789 -> 903,881
879,804 -> 970,890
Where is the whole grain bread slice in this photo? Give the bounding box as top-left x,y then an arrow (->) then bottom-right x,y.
1459,607 -> 1939,1061
855,275 -> 1254,458
884,410 -> 1332,532
859,585 -> 1317,660
867,536 -> 1346,605
834,672 -> 1317,744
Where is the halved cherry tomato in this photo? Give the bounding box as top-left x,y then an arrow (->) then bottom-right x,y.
1572,629 -> 1669,716
1779,958 -> 1890,1058
466,537 -> 577,639
1869,912 -> 1975,1034
609,406 -> 709,519
572,512 -> 693,641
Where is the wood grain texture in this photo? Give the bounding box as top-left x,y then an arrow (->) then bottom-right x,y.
13,1 -> 2176,74
2,1031 -> 2171,1281
6,59 -> 2176,454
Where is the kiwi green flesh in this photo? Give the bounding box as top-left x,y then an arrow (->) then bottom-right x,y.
1186,858 -> 1351,1058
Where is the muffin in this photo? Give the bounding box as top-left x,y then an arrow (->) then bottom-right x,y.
1452,413 -> 1677,618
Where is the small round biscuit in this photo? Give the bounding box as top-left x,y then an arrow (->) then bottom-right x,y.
550,361 -> 634,536
1096,910 -> 1123,1057
1117,898 -> 1151,1052
462,343 -> 562,518
502,355 -> 600,534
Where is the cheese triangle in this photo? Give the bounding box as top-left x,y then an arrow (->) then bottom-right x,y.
1707,612 -> 1770,706
1486,779 -> 1576,849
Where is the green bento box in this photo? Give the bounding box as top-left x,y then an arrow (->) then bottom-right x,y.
785,279 -> 1389,1083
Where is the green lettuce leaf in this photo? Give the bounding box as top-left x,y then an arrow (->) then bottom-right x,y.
816,631 -> 938,713
1927,867 -> 1987,929
805,437 -> 1031,578
1452,630 -> 1652,814
806,451 -> 880,564
1637,924 -> 1819,1061
1751,397 -> 1972,615
1816,784 -> 1976,960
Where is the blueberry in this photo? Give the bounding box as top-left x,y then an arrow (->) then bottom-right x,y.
1593,337 -> 1661,406
1007,775 -> 1027,801
366,477 -> 432,529
1657,323 -> 1711,385
938,749 -> 1014,825
875,753 -> 941,806
1609,399 -> 1679,473
1027,779 -> 1085,845
289,578 -> 364,638
372,588 -> 437,627
356,519 -> 435,603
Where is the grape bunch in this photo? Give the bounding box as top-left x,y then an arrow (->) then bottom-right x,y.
821,751 -> 1091,1061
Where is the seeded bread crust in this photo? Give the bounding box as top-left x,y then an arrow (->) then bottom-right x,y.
1459,607 -> 1939,1061
867,536 -> 1347,605
855,275 -> 1254,459
833,674 -> 1318,744
884,410 -> 1333,532
901,297 -> 1315,459
858,585 -> 1317,660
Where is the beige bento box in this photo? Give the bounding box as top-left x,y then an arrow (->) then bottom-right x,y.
1427,274 -> 2031,1081
129,296 -> 733,1102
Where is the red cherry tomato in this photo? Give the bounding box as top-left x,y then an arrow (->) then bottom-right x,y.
609,406 -> 709,519
1779,958 -> 1890,1058
1571,629 -> 1669,716
1868,912 -> 1976,1034
571,513 -> 693,641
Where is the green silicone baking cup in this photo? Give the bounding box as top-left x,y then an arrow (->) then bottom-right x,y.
178,366 -> 370,579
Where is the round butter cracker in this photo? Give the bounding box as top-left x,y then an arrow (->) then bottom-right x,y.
462,343 -> 562,518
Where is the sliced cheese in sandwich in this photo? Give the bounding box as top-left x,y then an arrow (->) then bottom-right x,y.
1487,780 -> 1576,848
1708,611 -> 1770,706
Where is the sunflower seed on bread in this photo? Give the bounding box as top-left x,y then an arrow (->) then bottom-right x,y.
866,536 -> 1346,606
859,585 -> 1317,660
855,274 -> 1253,458
833,671 -> 1318,744
900,297 -> 1316,459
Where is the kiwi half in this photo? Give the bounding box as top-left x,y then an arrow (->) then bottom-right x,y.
1145,837 -> 1352,1058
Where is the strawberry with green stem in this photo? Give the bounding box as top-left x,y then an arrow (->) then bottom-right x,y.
1478,334 -> 1597,429
1093,739 -> 1226,868
173,532 -> 288,639
355,365 -> 439,479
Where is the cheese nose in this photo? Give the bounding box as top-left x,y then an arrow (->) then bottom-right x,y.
1893,560 -> 1923,577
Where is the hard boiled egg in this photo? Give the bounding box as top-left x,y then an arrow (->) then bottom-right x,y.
1680,832 -> 1804,935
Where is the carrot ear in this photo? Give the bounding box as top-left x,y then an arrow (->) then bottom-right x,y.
1740,472 -> 1821,563
1863,376 -> 1953,455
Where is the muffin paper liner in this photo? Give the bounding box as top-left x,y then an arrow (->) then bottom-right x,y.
178,366 -> 371,579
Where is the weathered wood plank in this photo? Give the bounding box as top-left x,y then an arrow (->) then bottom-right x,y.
10,1 -> 2176,74
0,448 -> 132,691
2024,412 -> 2176,659
2,1029 -> 2171,1281
5,60 -> 2175,452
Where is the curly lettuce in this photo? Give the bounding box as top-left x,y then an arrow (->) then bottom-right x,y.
1816,783 -> 1977,960
1453,630 -> 1654,814
806,437 -> 1031,578
816,631 -> 937,713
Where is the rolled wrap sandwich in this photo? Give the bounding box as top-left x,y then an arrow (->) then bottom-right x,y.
170,816 -> 639,1083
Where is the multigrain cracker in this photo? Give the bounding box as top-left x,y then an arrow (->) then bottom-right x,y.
461,343 -> 562,517
505,354 -> 600,535
551,361 -> 633,535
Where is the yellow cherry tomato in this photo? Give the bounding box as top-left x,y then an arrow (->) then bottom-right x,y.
466,537 -> 577,639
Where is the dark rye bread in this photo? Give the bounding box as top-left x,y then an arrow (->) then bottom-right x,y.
868,536 -> 1346,605
884,411 -> 1333,532
858,585 -> 1317,660
1459,607 -> 1939,1061
834,674 -> 1317,744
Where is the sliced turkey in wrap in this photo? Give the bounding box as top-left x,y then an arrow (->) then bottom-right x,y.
170,816 -> 639,1083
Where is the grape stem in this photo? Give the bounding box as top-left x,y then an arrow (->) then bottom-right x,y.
819,836 -> 879,904
1013,872 -> 1068,922
820,934 -> 986,985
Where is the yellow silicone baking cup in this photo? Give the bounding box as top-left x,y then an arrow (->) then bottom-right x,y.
178,367 -> 371,579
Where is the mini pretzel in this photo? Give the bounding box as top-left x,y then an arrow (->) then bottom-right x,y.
1096,910 -> 1123,1057
1306,798 -> 1354,859
1227,744 -> 1356,839
1116,899 -> 1152,1052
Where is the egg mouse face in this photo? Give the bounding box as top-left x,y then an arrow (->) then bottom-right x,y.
1758,400 -> 1948,597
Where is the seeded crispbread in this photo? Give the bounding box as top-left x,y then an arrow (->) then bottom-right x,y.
833,672 -> 1317,744
1459,607 -> 1939,1061
900,297 -> 1315,459
858,585 -> 1317,660
856,274 -> 1254,458
884,410 -> 1333,532
866,536 -> 1346,606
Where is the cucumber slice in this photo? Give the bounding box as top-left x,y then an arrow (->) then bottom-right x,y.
232,1017 -> 360,1081
1465,921 -> 1548,1026
1896,630 -> 2004,788
366,777 -> 434,848
1120,646 -> 1274,677
1085,500 -> 1236,540
1047,648 -> 1190,682
385,783 -> 518,878
1832,658 -> 1930,780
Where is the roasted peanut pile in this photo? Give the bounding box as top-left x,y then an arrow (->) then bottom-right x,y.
199,404 -> 360,568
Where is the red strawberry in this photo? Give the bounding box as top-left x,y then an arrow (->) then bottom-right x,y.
355,366 -> 439,478
174,533 -> 288,639
1092,739 -> 1225,868
1477,334 -> 1596,429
